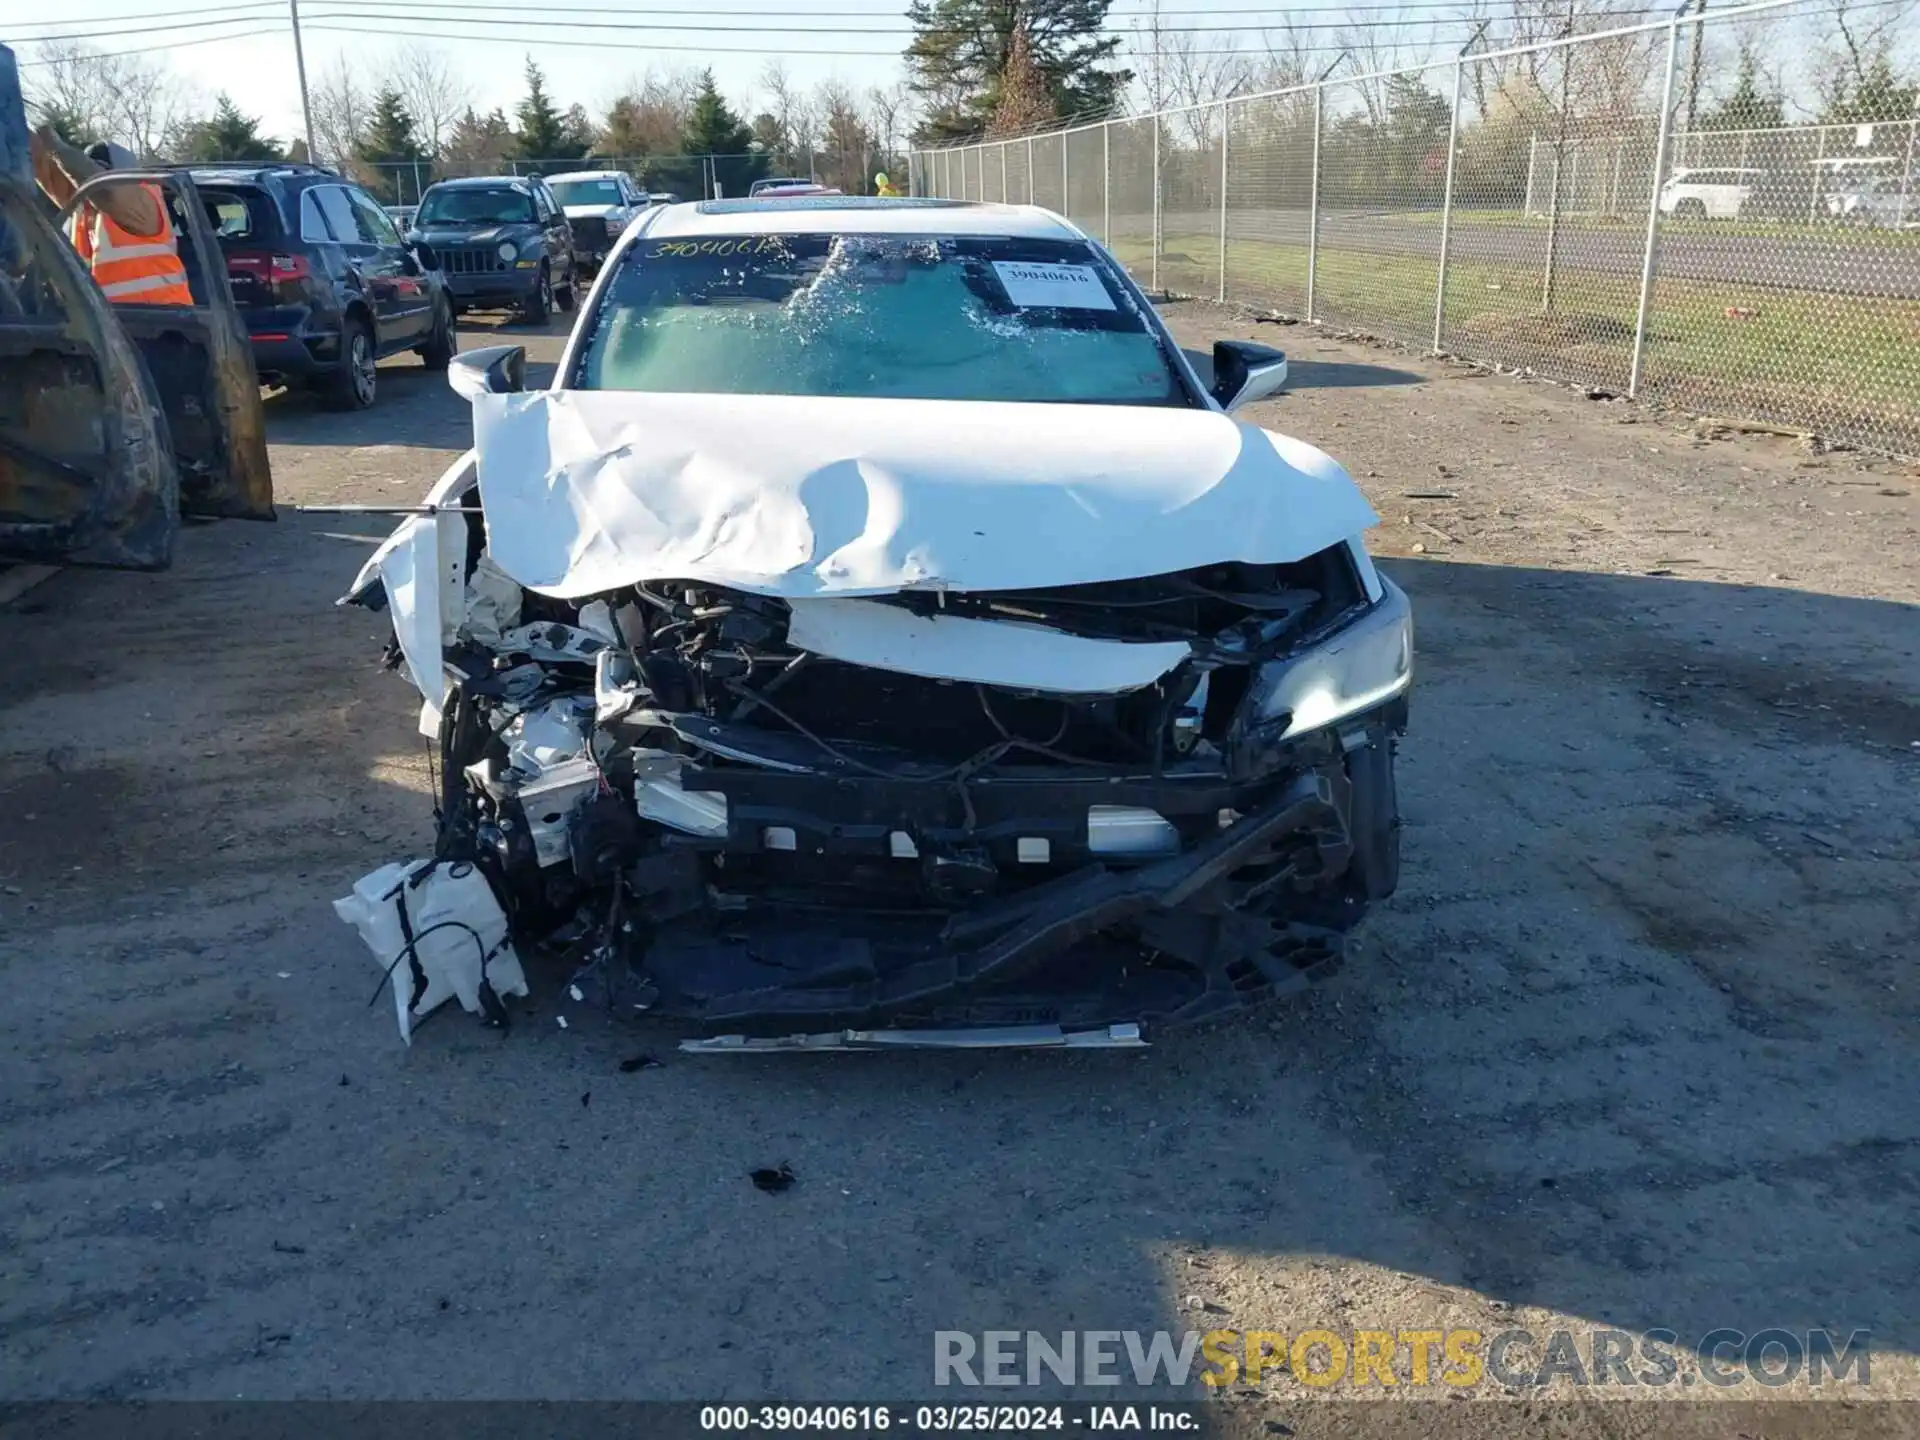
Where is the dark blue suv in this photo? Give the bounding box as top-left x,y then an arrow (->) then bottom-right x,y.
187,163 -> 457,410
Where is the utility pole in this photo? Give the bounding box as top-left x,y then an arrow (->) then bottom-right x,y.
288,0 -> 317,164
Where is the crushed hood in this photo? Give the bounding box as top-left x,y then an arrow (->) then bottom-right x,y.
473,391 -> 1378,600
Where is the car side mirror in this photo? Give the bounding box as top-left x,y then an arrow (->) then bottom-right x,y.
1210,339 -> 1289,411
409,240 -> 437,272
449,345 -> 526,401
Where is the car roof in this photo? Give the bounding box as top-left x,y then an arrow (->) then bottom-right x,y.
547,170 -> 628,182
645,198 -> 1084,240
428,175 -> 536,189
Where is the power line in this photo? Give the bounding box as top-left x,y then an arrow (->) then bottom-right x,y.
12,10 -> 1499,54
12,0 -> 1876,59
293,4 -> 1514,34
4,0 -> 278,29
9,0 -> 1675,42
13,24 -> 289,62
16,12 -> 299,42
3,0 -> 1724,19
302,17 -> 1499,55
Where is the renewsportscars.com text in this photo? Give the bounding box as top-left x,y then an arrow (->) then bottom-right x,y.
934,1328 -> 1871,1390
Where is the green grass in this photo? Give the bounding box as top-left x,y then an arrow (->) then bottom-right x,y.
1362,207 -> 1920,245
1111,230 -> 1920,453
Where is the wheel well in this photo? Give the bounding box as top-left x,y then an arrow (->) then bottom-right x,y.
343,299 -> 374,335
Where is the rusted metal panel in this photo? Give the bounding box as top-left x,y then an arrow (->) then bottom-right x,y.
59,170 -> 275,522
0,174 -> 179,570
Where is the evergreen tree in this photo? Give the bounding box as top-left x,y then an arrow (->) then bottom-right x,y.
681,71 -> 766,197
987,25 -> 1055,137
513,60 -> 585,169
178,95 -> 281,162
1703,50 -> 1787,131
562,103 -> 598,156
35,103 -> 99,149
446,107 -> 515,168
907,0 -> 1128,142
1821,53 -> 1917,127
356,86 -> 426,202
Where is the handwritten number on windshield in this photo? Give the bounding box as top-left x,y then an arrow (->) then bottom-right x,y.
645,237 -> 790,259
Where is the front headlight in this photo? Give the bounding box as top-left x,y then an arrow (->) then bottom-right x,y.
496,240 -> 518,262
1250,577 -> 1412,740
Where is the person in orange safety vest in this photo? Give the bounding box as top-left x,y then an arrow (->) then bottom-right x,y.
29,130 -> 193,307
874,171 -> 903,198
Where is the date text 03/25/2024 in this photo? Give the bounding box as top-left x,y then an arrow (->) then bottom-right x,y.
698,1405 -> 1199,1432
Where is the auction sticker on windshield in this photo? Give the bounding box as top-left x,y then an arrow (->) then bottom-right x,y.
992,261 -> 1115,310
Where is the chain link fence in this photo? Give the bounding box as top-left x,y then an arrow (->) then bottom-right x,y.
913,0 -> 1920,456
358,151 -> 908,207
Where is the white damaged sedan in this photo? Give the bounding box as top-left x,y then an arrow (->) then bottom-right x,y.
339,196 -> 1411,1050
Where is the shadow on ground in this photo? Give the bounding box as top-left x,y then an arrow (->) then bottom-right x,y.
1182,347 -> 1423,394
260,324 -> 559,450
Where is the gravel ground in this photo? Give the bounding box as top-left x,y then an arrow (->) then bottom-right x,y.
2,303 -> 1916,1424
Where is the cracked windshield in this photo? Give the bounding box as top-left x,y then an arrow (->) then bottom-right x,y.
576,233 -> 1191,406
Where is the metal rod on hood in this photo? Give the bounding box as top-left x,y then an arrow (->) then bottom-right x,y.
294,504 -> 485,514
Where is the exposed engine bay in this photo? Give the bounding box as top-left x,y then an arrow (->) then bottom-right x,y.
340,490 -> 1411,1048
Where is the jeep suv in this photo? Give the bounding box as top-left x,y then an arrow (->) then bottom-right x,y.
409,175 -> 578,323
187,163 -> 456,410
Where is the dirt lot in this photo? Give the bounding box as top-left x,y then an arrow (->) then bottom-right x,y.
2,303 -> 1916,1424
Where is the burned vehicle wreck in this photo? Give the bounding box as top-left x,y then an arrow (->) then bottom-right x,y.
338,201 -> 1411,1049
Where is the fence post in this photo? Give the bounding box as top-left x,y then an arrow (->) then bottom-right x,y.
1525,134 -> 1536,215
1151,111 -> 1163,295
1218,103 -> 1230,303
1903,115 -> 1918,226
1001,142 -> 1009,202
1102,123 -> 1111,244
1542,40 -> 1573,314
1062,130 -> 1070,217
1630,3 -> 1687,399
1027,135 -> 1036,204
1307,87 -> 1324,322
1807,126 -> 1825,223
1434,59 -> 1465,353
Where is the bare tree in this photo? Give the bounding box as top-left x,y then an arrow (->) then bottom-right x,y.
758,60 -> 820,175
812,78 -> 876,191
1812,0 -> 1918,114
309,56 -> 370,170
1251,20 -> 1318,93
865,80 -> 913,169
386,44 -> 468,158
20,40 -> 186,158
116,60 -> 186,159
1331,5 -> 1444,128
1166,26 -> 1251,147
601,68 -> 700,161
